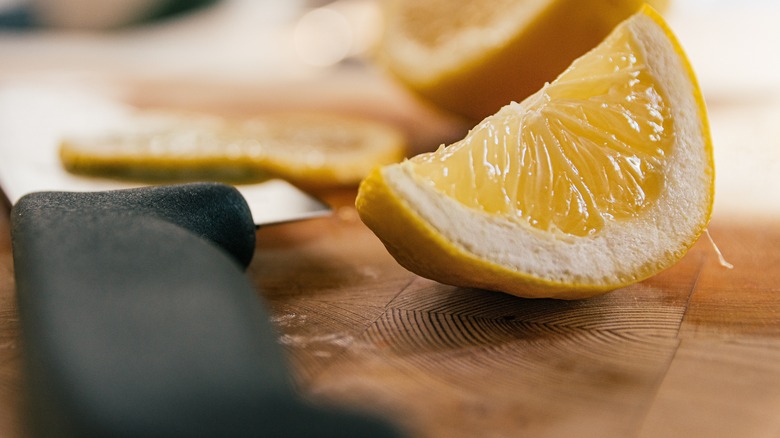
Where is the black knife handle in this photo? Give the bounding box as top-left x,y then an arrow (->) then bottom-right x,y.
11,183 -> 257,268
10,186 -> 402,437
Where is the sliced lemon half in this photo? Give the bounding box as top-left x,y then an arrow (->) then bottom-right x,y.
356,6 -> 713,299
60,112 -> 406,188
378,0 -> 669,121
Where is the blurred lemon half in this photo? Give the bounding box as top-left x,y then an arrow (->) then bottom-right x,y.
356,6 -> 713,299
378,0 -> 670,121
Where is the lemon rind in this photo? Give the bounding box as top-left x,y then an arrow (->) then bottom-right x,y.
358,7 -> 714,299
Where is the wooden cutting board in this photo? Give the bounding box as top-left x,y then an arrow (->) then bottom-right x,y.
0,192 -> 774,438
1,189 -> 778,437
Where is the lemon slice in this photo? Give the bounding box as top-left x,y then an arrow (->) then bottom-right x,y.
356,6 -> 713,299
60,112 -> 406,188
378,0 -> 669,121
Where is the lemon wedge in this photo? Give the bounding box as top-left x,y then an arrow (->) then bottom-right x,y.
356,6 -> 713,299
60,112 -> 406,188
378,0 -> 669,121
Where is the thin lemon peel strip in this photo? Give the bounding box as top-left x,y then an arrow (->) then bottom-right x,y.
704,229 -> 734,270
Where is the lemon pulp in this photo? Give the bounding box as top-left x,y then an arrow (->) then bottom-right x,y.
407,27 -> 673,237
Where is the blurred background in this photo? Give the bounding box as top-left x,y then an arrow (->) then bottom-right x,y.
0,0 -> 382,82
0,0 -> 778,219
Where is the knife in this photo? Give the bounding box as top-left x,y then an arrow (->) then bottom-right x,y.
11,185 -> 402,437
2,85 -> 402,437
0,84 -> 331,265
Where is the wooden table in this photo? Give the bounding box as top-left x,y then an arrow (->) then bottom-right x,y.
1,3 -> 780,436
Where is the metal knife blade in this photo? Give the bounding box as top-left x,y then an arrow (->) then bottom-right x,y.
0,83 -> 330,225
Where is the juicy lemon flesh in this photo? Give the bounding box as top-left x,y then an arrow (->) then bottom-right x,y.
241,116 -> 374,162
407,26 -> 673,237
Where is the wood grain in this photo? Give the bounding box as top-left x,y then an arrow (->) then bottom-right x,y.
0,198 -> 23,438
2,189 -> 778,437
682,219 -> 780,337
639,338 -> 780,438
245,192 -> 780,438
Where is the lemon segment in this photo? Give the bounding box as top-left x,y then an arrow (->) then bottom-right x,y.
408,21 -> 673,237
60,112 -> 406,188
357,7 -> 714,299
379,0 -> 670,121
